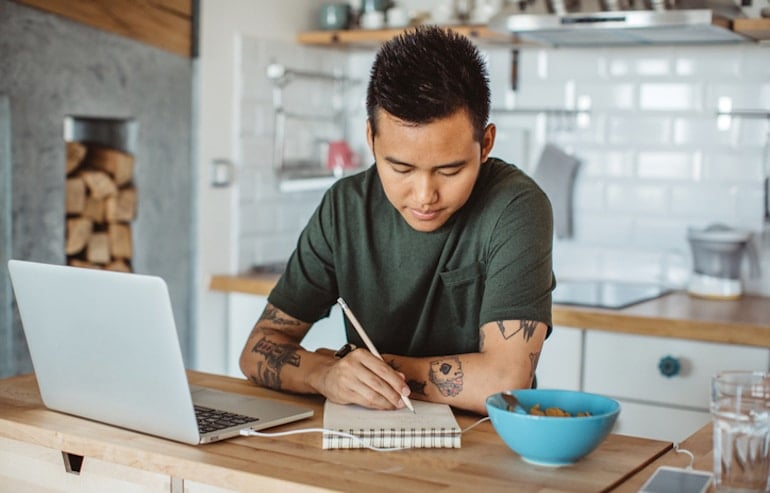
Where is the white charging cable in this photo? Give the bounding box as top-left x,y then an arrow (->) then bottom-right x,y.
673,442 -> 696,470
239,416 -> 491,452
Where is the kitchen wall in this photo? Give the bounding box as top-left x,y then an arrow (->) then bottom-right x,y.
236,39 -> 769,292
0,0 -> 195,377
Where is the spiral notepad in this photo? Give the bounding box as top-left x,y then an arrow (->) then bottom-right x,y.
322,399 -> 461,449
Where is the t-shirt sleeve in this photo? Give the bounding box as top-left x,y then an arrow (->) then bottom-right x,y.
267,192 -> 339,324
479,185 -> 554,329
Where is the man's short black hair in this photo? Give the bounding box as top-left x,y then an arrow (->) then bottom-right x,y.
366,25 -> 491,143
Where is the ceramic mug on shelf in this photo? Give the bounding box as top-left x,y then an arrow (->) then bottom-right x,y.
319,3 -> 351,30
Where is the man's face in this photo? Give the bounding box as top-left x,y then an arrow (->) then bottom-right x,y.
367,109 -> 496,233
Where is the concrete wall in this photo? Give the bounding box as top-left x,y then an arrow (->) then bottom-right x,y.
0,0 -> 196,377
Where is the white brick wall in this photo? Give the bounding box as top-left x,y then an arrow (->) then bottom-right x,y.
235,37 -> 770,293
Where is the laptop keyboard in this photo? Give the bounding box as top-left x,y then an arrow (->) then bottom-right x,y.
194,405 -> 258,434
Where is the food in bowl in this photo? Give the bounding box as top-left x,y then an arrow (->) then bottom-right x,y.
486,389 -> 620,466
527,403 -> 591,417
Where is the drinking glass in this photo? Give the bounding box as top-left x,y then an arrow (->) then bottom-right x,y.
711,371 -> 770,493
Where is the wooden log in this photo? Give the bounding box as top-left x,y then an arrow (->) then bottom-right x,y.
66,141 -> 87,175
88,146 -> 134,187
65,217 -> 93,255
105,187 -> 137,222
86,232 -> 111,264
82,170 -> 118,199
108,223 -> 132,259
82,196 -> 105,223
65,177 -> 86,214
105,259 -> 131,273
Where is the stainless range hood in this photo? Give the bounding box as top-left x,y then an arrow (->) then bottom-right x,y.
488,0 -> 752,46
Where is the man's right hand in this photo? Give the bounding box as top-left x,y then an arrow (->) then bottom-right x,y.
307,347 -> 411,410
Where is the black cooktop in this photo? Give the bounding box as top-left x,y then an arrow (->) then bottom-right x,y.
552,280 -> 671,310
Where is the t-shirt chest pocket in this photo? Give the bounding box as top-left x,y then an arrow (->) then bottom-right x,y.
438,262 -> 485,339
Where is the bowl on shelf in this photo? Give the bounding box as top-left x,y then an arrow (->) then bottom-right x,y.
486,389 -> 620,467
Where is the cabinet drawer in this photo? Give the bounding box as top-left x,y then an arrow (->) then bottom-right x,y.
0,436 -> 170,492
613,399 -> 710,443
537,326 -> 583,391
584,331 -> 769,409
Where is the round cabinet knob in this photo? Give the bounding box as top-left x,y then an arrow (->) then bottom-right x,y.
658,355 -> 681,378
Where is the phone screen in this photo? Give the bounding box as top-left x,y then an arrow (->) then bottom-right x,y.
640,466 -> 713,493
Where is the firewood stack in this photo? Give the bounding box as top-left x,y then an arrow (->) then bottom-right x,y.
65,141 -> 136,272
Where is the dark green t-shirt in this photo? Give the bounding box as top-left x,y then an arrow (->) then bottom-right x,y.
268,157 -> 554,357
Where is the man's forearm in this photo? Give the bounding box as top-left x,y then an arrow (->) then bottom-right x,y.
240,326 -> 335,395
383,319 -> 547,415
384,352 -> 529,414
239,304 -> 332,395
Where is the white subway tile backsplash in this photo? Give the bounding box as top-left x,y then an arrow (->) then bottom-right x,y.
552,242 -> 602,280
606,183 -> 669,214
576,149 -> 634,178
574,214 -> 634,246
631,217 -> 689,251
607,115 -> 673,146
672,46 -> 742,79
703,150 -> 764,183
578,82 -> 636,110
672,117 -> 733,147
545,49 -> 606,80
639,83 -> 699,111
601,249 -> 665,282
637,151 -> 694,180
635,58 -> 671,77
234,35 -> 769,282
670,184 -> 738,220
707,83 -> 770,110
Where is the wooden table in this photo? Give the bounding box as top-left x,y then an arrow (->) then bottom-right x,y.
614,423 -> 714,492
0,371 -> 673,492
210,273 -> 770,348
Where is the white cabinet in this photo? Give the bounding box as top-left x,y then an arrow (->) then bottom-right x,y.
583,331 -> 770,443
537,327 -> 770,442
0,436 -> 170,493
226,294 -> 347,377
536,325 -> 583,391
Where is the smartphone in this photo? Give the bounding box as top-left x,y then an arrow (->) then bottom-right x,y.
639,466 -> 713,493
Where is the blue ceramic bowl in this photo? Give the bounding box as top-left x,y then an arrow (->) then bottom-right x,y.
486,389 -> 620,466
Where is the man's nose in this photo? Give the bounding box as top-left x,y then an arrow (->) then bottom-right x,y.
415,174 -> 439,206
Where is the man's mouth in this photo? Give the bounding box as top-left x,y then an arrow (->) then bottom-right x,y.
410,208 -> 441,221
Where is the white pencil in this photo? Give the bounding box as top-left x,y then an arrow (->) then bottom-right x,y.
336,297 -> 416,413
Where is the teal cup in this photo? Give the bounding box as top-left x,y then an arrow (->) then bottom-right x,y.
319,4 -> 351,30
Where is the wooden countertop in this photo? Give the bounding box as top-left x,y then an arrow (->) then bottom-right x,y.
210,273 -> 770,348
614,422 -> 714,492
0,371 -> 672,492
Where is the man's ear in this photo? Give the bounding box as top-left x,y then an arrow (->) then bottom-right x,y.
366,119 -> 375,156
480,123 -> 496,162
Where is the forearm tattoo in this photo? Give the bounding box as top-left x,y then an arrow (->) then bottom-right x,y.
260,305 -> 303,327
429,357 -> 464,397
388,358 -> 427,396
249,336 -> 300,390
496,320 -> 538,342
529,351 -> 541,379
408,379 -> 427,396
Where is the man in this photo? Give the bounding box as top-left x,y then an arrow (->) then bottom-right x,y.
240,26 -> 554,415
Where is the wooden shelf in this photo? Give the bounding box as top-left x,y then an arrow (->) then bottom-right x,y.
297,25 -> 519,47
731,17 -> 770,41
297,19 -> 770,47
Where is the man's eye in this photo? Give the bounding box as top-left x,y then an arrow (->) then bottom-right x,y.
392,165 -> 412,174
438,168 -> 462,177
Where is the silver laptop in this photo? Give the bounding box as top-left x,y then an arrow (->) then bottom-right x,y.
7,259 -> 313,445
